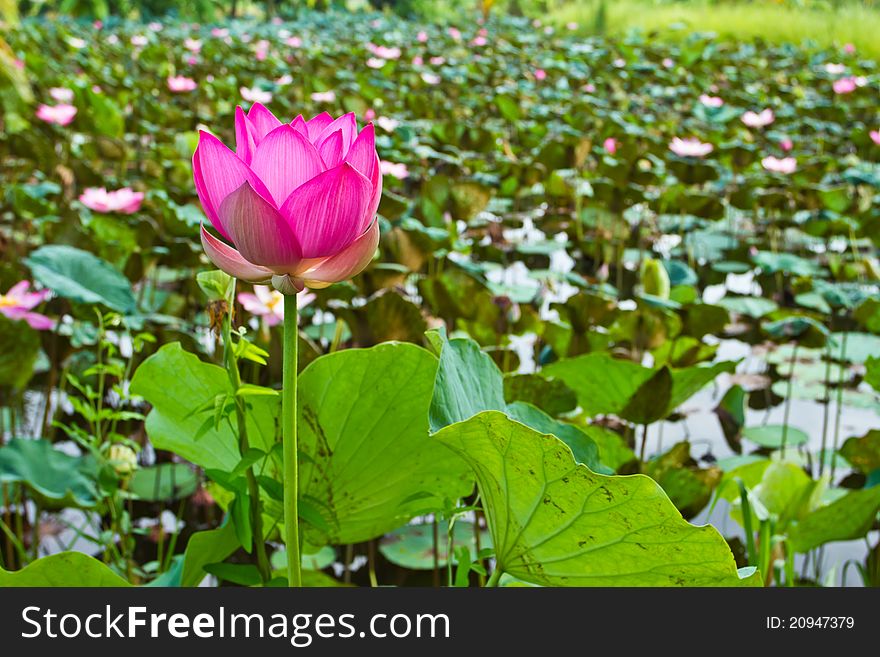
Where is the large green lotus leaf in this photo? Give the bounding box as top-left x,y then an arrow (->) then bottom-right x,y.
788,488 -> 880,553
0,314 -> 40,388
181,521 -> 240,588
25,245 -> 136,313
0,438 -> 99,508
0,552 -> 130,587
427,332 -> 603,470
542,353 -> 735,420
297,343 -> 473,545
131,343 -> 278,472
434,412 -> 757,586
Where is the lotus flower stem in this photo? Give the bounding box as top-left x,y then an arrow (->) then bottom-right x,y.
282,292 -> 302,587
485,565 -> 502,588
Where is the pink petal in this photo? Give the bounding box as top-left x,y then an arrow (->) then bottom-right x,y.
305,112 -> 334,141
290,115 -> 308,137
237,292 -> 268,315
314,112 -> 357,155
192,131 -> 272,241
250,125 -> 325,205
219,182 -> 303,270
7,281 -> 31,297
235,106 -> 256,164
280,163 -> 372,259
246,102 -> 283,142
200,224 -> 273,282
345,123 -> 378,180
318,129 -> 344,168
295,219 -> 380,288
23,312 -> 55,331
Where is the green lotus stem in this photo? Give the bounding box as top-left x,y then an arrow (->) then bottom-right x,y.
780,342 -> 798,453
485,566 -> 503,588
283,292 -> 302,587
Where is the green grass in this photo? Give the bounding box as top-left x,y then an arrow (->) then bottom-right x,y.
547,1 -> 880,59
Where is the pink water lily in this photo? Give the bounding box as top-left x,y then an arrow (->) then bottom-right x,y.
870,130 -> 880,146
699,94 -> 724,108
833,77 -> 858,94
761,156 -> 797,174
36,103 -> 77,126
0,281 -> 54,330
669,137 -> 713,158
195,104 -> 382,291
168,76 -> 197,92
239,285 -> 315,327
742,109 -> 775,128
79,187 -> 144,214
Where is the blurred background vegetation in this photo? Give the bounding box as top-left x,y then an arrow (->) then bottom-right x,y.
1,1 -> 879,56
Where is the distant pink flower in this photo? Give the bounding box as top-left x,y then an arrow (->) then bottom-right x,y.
93,20 -> 103,29
870,130 -> 880,146
131,35 -> 148,47
79,187 -> 144,214
833,77 -> 858,94
211,28 -> 229,38
412,56 -> 424,66
381,161 -> 410,179
367,57 -> 385,69
669,137 -> 713,158
449,27 -> 461,41
843,43 -> 856,54
567,22 -> 578,30
13,58 -> 24,69
36,104 -> 77,126
761,156 -> 797,174
148,21 -> 163,32
0,281 -> 53,330
186,56 -> 198,66
241,86 -> 273,104
603,137 -> 617,155
417,30 -> 428,43
310,90 -> 336,103
421,72 -> 440,85
742,109 -> 775,128
49,87 -> 74,103
369,44 -> 401,60
68,37 -> 86,49
107,34 -> 119,45
239,285 -> 314,327
376,116 -> 399,132
780,138 -> 793,152
824,62 -> 845,74
473,36 -> 487,47
286,36 -> 302,48
662,58 -> 674,69
184,38 -> 202,53
276,74 -> 293,86
613,58 -> 625,68
534,68 -> 547,81
363,108 -> 377,121
699,94 -> 724,108
271,16 -> 282,25
168,76 -> 197,93
583,83 -> 596,93
429,56 -> 445,66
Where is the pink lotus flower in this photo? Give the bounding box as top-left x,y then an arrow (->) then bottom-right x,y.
780,138 -> 793,152
412,56 -> 424,66
36,104 -> 77,126
49,87 -> 74,103
363,108 -> 377,121
311,90 -> 336,103
844,43 -> 856,54
833,77 -> 857,94
369,44 -> 401,60
184,38 -> 202,53
603,137 -> 617,155
286,36 -> 302,48
131,35 -> 148,47
534,68 -> 547,81
211,28 -> 229,38
870,130 -> 880,146
380,161 -> 409,179
0,281 -> 53,330
241,87 -> 273,104
669,137 -> 713,158
239,285 -> 314,327
417,31 -> 428,43
449,27 -> 461,41
473,36 -> 487,47
699,94 -> 724,108
80,187 -> 144,214
429,56 -> 445,66
194,105 -> 382,291
583,83 -> 596,93
761,156 -> 797,174
168,76 -> 197,93
742,109 -> 775,128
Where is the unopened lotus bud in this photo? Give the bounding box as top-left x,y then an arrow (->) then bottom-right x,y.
640,258 -> 671,299
109,444 -> 138,476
